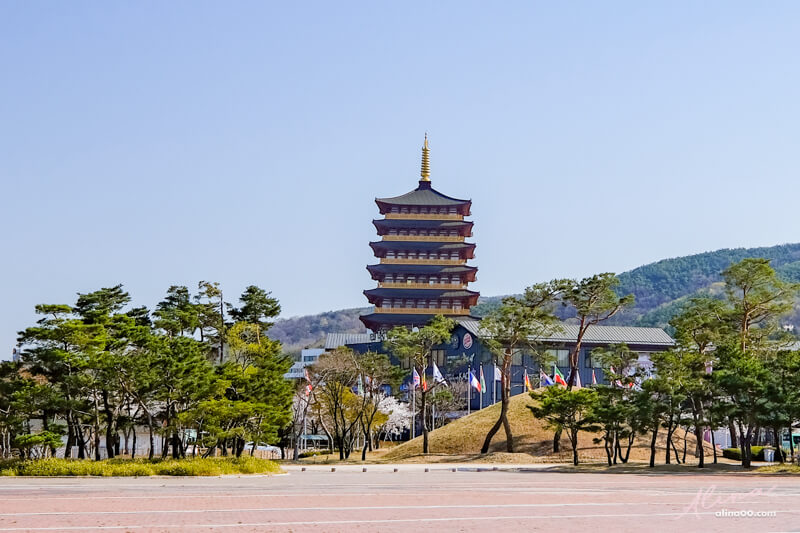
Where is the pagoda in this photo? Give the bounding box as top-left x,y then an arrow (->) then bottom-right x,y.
360,136 -> 479,332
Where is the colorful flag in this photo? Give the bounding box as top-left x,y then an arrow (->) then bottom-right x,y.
591,369 -> 597,386
421,367 -> 428,392
573,370 -> 582,389
553,366 -> 568,387
494,365 -> 502,381
539,369 -> 554,386
524,369 -> 533,392
609,366 -> 624,388
412,367 -> 421,389
469,370 -> 481,392
304,368 -> 313,396
432,362 -> 447,384
480,366 -> 486,391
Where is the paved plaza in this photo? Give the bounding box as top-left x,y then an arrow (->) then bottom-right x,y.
0,464 -> 799,532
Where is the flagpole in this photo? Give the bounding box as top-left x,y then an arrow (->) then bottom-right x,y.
467,370 -> 471,416
411,377 -> 416,440
493,363 -> 496,405
480,365 -> 483,410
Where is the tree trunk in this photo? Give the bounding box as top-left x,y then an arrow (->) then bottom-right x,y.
604,433 -> 613,466
649,423 -> 659,468
728,420 -> 738,448
64,414 -> 75,459
622,433 -> 634,463
694,424 -> 705,468
681,428 -> 688,464
711,428 -> 718,464
147,416 -> 155,460
664,420 -> 673,465
671,433 -> 681,464
102,390 -> 115,459
571,429 -> 579,466
75,415 -> 87,459
789,424 -> 795,464
421,390 -> 429,454
739,422 -> 752,469
544,425 -> 556,451
773,428 -> 784,463
131,428 -> 137,460
92,392 -> 102,461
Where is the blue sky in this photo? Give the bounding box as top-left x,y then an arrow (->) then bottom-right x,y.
2,2 -> 799,356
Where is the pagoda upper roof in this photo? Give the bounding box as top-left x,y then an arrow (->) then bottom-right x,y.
366,264 -> 478,275
375,182 -> 471,211
364,288 -> 479,300
372,219 -> 473,231
369,241 -> 475,253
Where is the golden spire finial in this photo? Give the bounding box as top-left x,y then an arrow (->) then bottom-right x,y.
420,133 -> 431,181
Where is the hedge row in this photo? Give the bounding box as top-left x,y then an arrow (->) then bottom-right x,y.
721,446 -> 782,461
0,456 -> 282,476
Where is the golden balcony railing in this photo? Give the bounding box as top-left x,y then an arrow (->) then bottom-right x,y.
378,282 -> 467,290
381,235 -> 465,242
380,258 -> 465,265
384,213 -> 464,220
374,307 -> 470,315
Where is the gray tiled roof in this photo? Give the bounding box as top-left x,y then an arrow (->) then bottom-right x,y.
457,319 -> 674,346
370,241 -> 475,252
364,288 -> 479,299
324,333 -> 374,350
367,264 -> 478,275
373,219 -> 473,230
376,186 -> 470,207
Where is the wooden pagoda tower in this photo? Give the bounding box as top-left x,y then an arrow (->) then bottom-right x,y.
360,136 -> 479,332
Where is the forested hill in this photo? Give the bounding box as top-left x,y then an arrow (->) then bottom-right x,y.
270,243 -> 800,354
615,243 -> 800,321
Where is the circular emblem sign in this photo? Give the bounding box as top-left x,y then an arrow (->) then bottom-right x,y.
462,333 -> 473,350
450,334 -> 459,349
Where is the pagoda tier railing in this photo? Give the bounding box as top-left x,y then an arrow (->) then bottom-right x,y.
374,307 -> 470,315
384,213 -> 464,220
378,282 -> 467,289
381,235 -> 465,242
380,258 -> 465,265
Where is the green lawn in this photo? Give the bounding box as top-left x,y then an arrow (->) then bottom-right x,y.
0,456 -> 282,476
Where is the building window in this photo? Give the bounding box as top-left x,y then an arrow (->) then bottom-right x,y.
585,349 -> 602,369
431,349 -> 445,367
546,349 -> 570,367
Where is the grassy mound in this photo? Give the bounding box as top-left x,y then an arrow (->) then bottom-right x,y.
0,456 -> 282,476
384,392 -> 716,464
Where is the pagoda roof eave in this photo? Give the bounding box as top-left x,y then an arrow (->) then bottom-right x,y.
363,288 -> 480,300
372,219 -> 474,230
369,241 -> 476,252
360,312 -> 478,331
375,185 -> 471,208
366,264 -> 478,274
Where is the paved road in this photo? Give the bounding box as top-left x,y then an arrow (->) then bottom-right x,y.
0,464 -> 798,532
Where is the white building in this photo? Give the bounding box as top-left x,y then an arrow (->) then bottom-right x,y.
284,348 -> 323,379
